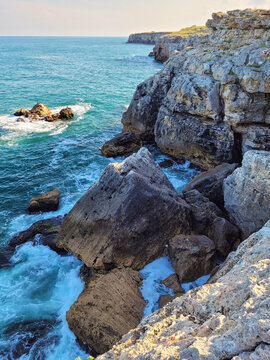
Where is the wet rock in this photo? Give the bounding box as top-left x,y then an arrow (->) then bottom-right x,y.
158,159 -> 174,168
159,274 -> 185,307
99,221 -> 270,360
57,148 -> 191,270
28,188 -> 60,213
59,107 -> 74,119
183,163 -> 238,207
224,150 -> 270,238
30,103 -> 51,118
66,268 -> 145,355
14,108 -> 31,117
101,132 -> 142,157
168,234 -> 216,282
9,216 -> 64,254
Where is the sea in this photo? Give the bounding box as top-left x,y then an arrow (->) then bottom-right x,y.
0,36 -> 199,360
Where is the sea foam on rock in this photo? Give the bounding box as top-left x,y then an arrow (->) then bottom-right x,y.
57,148 -> 191,270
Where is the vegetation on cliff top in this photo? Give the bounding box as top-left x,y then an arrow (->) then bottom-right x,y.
164,25 -> 208,38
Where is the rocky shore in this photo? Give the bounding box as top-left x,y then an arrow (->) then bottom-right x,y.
6,8 -> 270,360
127,32 -> 171,44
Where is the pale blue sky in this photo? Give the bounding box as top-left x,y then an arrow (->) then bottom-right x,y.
0,0 -> 269,36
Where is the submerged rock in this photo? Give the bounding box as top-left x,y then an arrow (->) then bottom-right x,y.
168,234 -> 216,283
98,220 -> 270,360
57,148 -> 191,270
28,188 -> 60,213
101,132 -> 142,157
224,150 -> 270,238
67,268 -> 145,355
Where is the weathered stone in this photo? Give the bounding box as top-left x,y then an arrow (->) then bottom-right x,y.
158,159 -> 174,168
66,268 -> 145,355
14,108 -> 31,117
9,216 -> 64,254
127,32 -> 170,44
168,234 -> 216,283
30,103 -> 51,118
99,221 -> 270,360
224,150 -> 270,238
183,163 -> 238,207
161,274 -> 185,294
28,188 -> 60,213
57,148 -> 191,270
59,107 -> 74,119
101,132 -> 142,157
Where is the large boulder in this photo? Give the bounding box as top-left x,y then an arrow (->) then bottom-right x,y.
66,268 -> 145,355
101,132 -> 142,157
168,234 -> 216,282
59,107 -> 74,119
183,163 -> 238,207
224,150 -> 270,238
98,220 -> 270,360
57,148 -> 191,270
28,188 -> 60,213
30,103 -> 51,118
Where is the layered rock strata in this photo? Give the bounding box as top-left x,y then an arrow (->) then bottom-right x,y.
122,9 -> 270,169
98,220 -> 270,360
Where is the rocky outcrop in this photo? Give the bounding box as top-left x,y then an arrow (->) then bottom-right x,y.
183,163 -> 238,207
122,9 -> 270,169
159,274 -> 185,308
28,188 -> 60,213
67,268 -> 145,355
101,132 -> 142,157
57,148 -> 191,271
14,103 -> 74,122
98,220 -> 270,360
168,234 -> 216,282
9,216 -> 64,254
224,150 -> 270,238
127,32 -> 170,44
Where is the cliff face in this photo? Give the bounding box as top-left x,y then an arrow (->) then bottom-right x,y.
123,9 -> 270,169
98,220 -> 270,360
127,32 -> 170,44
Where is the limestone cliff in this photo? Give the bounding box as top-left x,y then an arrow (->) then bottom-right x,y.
98,220 -> 270,360
123,9 -> 270,169
127,32 -> 170,44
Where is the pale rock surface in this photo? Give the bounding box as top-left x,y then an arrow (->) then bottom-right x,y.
224,150 -> 270,237
127,32 -> 170,44
98,221 -> 270,360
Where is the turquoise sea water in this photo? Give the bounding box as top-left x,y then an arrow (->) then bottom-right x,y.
0,37 -> 198,359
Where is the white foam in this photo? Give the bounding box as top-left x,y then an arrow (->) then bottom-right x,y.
140,257 -> 175,317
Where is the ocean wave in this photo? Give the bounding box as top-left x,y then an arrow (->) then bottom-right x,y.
0,103 -> 92,140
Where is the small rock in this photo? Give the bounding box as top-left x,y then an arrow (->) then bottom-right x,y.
28,188 -> 60,213
168,234 -> 216,283
101,132 -> 142,157
45,114 -> 60,122
59,107 -> 74,119
14,108 -> 31,117
161,274 -> 184,294
30,103 -> 51,118
158,159 -> 174,168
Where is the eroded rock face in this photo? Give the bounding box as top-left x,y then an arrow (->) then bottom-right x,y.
224,150 -> 270,238
122,9 -> 270,168
98,221 -> 270,360
57,148 -> 191,270
168,234 -> 216,282
127,32 -> 170,44
30,103 -> 51,118
28,188 -> 60,213
183,163 -> 238,207
67,268 -> 145,355
101,132 -> 142,157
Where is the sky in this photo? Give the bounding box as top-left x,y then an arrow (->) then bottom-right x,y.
0,0 -> 269,36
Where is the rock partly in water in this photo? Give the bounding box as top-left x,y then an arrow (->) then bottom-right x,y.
66,268 -> 145,355
98,220 -> 270,360
101,132 -> 142,157
183,163 -> 238,207
28,188 -> 60,213
30,103 -> 51,118
168,234 -> 216,283
224,150 -> 270,238
59,107 -> 74,119
57,148 -> 191,270
159,274 -> 185,308
127,32 -> 170,44
14,108 -> 31,117
14,103 -> 74,122
9,216 -> 64,254
158,159 -> 174,168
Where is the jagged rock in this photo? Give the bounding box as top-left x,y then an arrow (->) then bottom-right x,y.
45,114 -> 60,122
30,103 -> 51,118
66,268 -> 145,355
14,108 -> 31,117
28,188 -> 60,213
101,132 -> 142,157
224,150 -> 270,238
57,148 -> 191,270
168,234 -> 216,282
122,9 -> 270,167
159,274 -> 185,307
59,107 -> 74,119
127,32 -> 170,44
158,159 -> 174,168
9,216 -> 64,254
183,163 -> 238,207
183,189 -> 223,234
98,221 -> 270,360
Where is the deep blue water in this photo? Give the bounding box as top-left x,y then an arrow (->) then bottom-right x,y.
0,37 -> 198,360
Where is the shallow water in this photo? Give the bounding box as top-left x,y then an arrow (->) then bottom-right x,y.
0,37 -> 199,359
